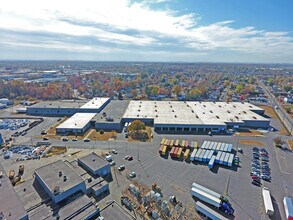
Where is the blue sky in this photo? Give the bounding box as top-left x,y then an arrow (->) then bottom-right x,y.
0,0 -> 292,63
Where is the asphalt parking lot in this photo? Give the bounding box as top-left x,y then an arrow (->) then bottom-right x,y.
104,133 -> 293,220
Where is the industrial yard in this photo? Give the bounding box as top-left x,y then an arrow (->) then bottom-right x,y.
0,98 -> 292,220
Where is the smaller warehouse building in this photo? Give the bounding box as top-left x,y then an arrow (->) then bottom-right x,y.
34,160 -> 86,204
56,113 -> 96,135
27,97 -> 110,116
78,152 -> 111,177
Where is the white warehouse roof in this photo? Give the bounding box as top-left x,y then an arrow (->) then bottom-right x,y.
57,113 -> 96,129
80,97 -> 110,109
123,101 -> 269,126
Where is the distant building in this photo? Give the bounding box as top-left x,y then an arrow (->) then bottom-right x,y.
0,98 -> 13,105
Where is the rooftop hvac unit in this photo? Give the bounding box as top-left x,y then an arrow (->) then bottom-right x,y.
53,186 -> 60,195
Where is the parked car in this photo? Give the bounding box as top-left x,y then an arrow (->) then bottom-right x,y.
129,172 -> 136,178
41,129 -> 47,135
261,157 -> 269,162
252,161 -> 260,165
251,172 -> 260,177
61,137 -> 68,142
125,133 -> 128,138
118,165 -> 125,171
83,138 -> 90,142
72,138 -> 78,141
112,149 -> 118,154
110,161 -> 116,166
261,162 -> 269,166
252,147 -> 259,151
251,180 -> 262,186
252,176 -> 261,180
125,155 -> 133,161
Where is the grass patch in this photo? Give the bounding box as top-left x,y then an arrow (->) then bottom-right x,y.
239,140 -> 264,146
287,139 -> 293,150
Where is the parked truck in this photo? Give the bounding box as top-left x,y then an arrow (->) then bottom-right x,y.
283,196 -> 293,220
195,201 -> 229,220
191,182 -> 234,215
262,187 -> 274,216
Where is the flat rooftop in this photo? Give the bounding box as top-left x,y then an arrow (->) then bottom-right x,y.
58,195 -> 98,220
100,202 -> 134,220
80,97 -> 110,109
78,152 -> 109,171
123,101 -> 269,126
34,160 -> 84,194
29,100 -> 88,109
94,100 -> 130,123
56,113 -> 96,129
0,163 -> 28,220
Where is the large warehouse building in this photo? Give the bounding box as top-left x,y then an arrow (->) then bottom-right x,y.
27,98 -> 270,134
122,101 -> 270,133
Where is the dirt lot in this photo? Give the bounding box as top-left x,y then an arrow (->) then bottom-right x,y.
239,140 -> 265,146
234,128 -> 262,137
287,139 -> 293,150
87,129 -> 117,141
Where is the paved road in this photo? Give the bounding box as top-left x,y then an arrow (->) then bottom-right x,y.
259,81 -> 293,135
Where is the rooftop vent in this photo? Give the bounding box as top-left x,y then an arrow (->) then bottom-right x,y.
155,105 -> 157,108
187,104 -> 189,107
138,109 -> 140,112
235,116 -> 239,119
137,115 -> 139,117
243,111 -> 247,114
203,112 -> 205,114
218,105 -> 221,107
170,105 -> 172,108
191,110 -> 194,113
196,115 -> 199,118
63,176 -> 67,182
155,109 -> 157,112
59,171 -> 62,177
174,115 -> 177,118
216,116 -> 219,119
253,116 -> 257,119
249,105 -> 252,108
92,158 -> 95,162
53,186 -> 60,195
156,115 -> 158,117
172,110 -> 174,112
227,111 -> 230,113
203,105 -> 206,107
210,110 -> 213,113
88,177 -> 92,183
233,105 -> 236,108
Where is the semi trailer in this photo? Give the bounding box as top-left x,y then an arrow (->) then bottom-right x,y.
195,201 -> 229,220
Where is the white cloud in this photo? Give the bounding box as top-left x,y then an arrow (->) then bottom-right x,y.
0,0 -> 292,62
